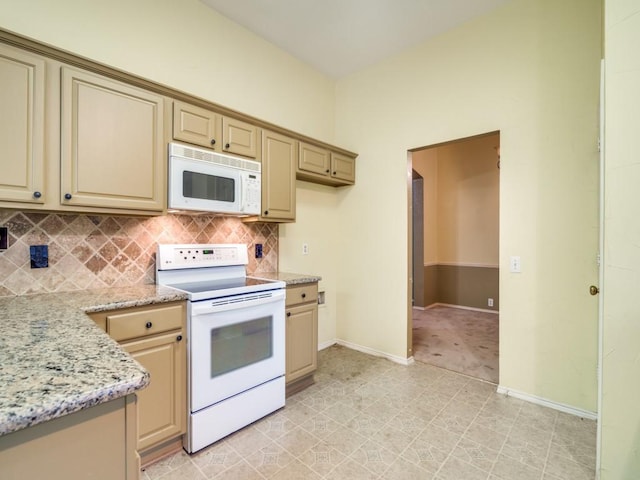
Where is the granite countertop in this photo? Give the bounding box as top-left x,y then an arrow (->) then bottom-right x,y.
0,285 -> 188,437
253,271 -> 322,285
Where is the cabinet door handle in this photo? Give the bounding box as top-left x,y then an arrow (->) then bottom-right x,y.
301,293 -> 306,299
176,335 -> 183,342
264,210 -> 269,216
225,143 -> 230,149
325,169 -> 330,173
145,321 -> 153,329
33,191 -> 42,199
64,193 -> 72,200
210,139 -> 216,146
332,171 -> 337,175
286,312 -> 291,317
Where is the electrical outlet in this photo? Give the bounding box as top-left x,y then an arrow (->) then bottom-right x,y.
302,243 -> 309,255
255,243 -> 263,259
488,298 -> 494,307
0,226 -> 7,250
30,245 -> 48,268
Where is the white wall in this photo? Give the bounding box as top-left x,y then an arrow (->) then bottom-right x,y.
334,0 -> 601,411
601,0 -> 640,476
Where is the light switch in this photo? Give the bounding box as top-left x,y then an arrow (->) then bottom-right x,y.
510,256 -> 521,273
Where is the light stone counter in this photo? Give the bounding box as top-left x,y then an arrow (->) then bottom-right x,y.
253,271 -> 322,285
0,285 -> 188,436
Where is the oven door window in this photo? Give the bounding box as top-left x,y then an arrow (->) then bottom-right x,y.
183,170 -> 235,203
210,316 -> 273,378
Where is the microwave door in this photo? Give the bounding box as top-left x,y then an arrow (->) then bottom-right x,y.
169,157 -> 240,213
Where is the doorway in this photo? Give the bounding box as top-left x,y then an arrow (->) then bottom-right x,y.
408,131 -> 500,383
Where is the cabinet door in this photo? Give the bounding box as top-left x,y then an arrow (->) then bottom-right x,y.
123,331 -> 185,451
298,142 -> 330,176
173,100 -> 220,150
261,130 -> 296,221
222,116 -> 259,159
60,67 -> 165,212
0,45 -> 45,204
285,303 -> 318,383
330,152 -> 356,184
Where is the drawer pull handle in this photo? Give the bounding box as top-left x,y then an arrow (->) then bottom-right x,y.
176,335 -> 183,342
145,321 -> 153,329
301,293 -> 306,299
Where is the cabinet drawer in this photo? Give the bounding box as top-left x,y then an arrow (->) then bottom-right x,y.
286,283 -> 318,307
107,304 -> 183,342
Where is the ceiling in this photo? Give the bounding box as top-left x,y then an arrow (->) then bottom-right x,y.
201,0 -> 510,79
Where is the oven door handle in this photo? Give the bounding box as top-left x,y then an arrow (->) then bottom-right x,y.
191,290 -> 285,316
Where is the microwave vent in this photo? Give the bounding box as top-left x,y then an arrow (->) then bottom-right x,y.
170,143 -> 260,173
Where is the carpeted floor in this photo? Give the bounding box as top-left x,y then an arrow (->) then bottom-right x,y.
412,305 -> 499,383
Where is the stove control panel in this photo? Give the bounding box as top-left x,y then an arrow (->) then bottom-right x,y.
157,244 -> 249,270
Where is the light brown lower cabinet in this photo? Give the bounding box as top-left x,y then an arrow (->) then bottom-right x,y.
285,283 -> 319,396
90,301 -> 186,466
0,395 -> 139,480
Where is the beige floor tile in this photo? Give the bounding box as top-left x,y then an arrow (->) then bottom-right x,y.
320,424 -> 368,456
245,442 -> 296,478
268,459 -> 322,480
213,460 -> 263,480
382,456 -> 435,480
543,451 -> 596,480
274,426 -> 321,458
141,346 -> 597,480
190,442 -> 243,478
464,422 -> 508,452
436,456 -> 490,480
500,435 -> 548,471
297,441 -> 347,477
451,437 -> 500,473
324,458 -> 380,480
350,439 -> 398,474
490,453 -> 544,480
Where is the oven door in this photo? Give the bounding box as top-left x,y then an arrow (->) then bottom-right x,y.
169,156 -> 241,214
189,289 -> 285,412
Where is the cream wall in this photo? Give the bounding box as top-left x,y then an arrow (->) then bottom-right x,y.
601,0 -> 640,476
435,135 -> 500,266
0,0 -> 336,142
334,0 -> 601,411
411,149 -> 438,264
278,182 -> 341,347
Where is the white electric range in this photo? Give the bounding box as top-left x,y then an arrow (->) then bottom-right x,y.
156,243 -> 286,453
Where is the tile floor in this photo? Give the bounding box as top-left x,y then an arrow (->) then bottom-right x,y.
143,346 -> 596,480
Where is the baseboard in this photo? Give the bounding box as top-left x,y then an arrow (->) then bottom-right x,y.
496,385 -> 597,420
318,339 -> 337,351
425,302 -> 499,315
335,339 -> 414,366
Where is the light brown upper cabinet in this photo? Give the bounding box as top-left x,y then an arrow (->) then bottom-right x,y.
298,142 -> 356,186
172,101 -> 260,160
173,100 -> 220,150
0,44 -> 45,205
60,67 -> 165,212
255,130 -> 296,222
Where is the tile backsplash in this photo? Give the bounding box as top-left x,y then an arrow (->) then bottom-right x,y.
0,209 -> 278,297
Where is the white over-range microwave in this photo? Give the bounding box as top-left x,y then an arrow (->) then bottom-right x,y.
168,142 -> 261,215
